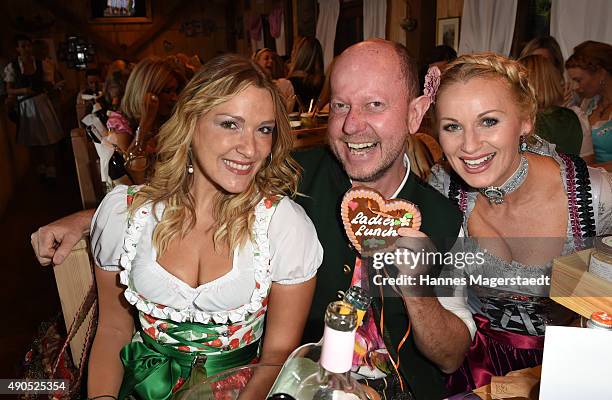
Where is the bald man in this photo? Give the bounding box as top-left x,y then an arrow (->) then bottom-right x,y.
292,39 -> 473,399
32,40 -> 473,399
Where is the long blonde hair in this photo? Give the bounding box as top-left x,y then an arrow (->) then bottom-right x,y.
129,54 -> 300,254
120,57 -> 179,122
518,54 -> 563,111
518,36 -> 564,75
288,37 -> 324,89
436,52 -> 538,133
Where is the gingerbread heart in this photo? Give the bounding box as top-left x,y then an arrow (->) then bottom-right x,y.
341,187 -> 422,256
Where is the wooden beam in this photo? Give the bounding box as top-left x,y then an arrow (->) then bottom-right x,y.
32,0 -> 123,59
125,0 -> 186,57
33,0 -> 186,59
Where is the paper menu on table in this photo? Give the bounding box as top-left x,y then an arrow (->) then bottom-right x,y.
540,326 -> 612,399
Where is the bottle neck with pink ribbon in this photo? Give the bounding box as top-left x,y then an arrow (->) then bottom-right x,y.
267,300 -> 370,400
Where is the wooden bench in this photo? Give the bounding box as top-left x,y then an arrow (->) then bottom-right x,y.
71,128 -> 105,209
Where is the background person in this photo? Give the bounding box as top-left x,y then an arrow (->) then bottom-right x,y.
287,37 -> 325,112
105,56 -> 182,184
566,40 -> 612,163
252,48 -> 295,112
4,34 -> 65,184
519,54 -> 585,155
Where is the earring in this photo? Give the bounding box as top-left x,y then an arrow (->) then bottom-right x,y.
187,148 -> 194,174
519,135 -> 528,153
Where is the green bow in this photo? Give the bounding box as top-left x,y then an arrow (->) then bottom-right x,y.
118,329 -> 259,399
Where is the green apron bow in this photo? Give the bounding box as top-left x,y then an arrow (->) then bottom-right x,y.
119,329 -> 259,400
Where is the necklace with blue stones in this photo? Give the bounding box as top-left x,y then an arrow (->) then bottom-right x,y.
479,155 -> 529,205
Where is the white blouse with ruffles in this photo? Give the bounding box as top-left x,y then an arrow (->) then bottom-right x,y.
90,185 -> 323,325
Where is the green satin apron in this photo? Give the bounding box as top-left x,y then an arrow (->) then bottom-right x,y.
119,321 -> 259,400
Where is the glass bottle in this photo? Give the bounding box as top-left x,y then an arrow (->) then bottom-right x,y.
586,311 -> 612,331
267,301 -> 370,400
124,126 -> 149,173
343,286 -> 372,328
589,235 -> 612,283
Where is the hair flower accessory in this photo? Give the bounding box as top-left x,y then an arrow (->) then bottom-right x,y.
423,66 -> 441,104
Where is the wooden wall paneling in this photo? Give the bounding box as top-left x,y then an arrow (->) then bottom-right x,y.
225,0 -> 238,52
334,0 -> 363,56
509,0 -> 531,59
124,0 -> 187,58
437,0 -> 464,19
404,0 -> 437,64
7,0 -> 233,87
387,0 -> 408,45
32,0 -> 125,59
284,0 -> 294,56
296,0 -> 317,37
292,0 -> 299,39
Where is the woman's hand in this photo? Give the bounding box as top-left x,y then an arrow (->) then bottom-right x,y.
239,278 -> 316,398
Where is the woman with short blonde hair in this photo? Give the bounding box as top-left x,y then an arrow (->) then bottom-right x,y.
428,52 -> 611,394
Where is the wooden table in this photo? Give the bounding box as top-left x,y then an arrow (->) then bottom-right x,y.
292,125 -> 327,149
550,249 -> 612,318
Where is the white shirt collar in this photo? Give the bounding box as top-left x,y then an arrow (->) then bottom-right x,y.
390,154 -> 411,199
349,154 -> 411,199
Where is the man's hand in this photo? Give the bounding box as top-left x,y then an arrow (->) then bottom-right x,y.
381,227 -> 437,297
31,209 -> 95,266
383,227 -> 471,373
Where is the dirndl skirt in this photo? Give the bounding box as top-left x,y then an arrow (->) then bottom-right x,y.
16,93 -> 65,146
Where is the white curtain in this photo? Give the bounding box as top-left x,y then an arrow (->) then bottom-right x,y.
363,0 -> 387,40
316,0 -> 340,71
275,18 -> 286,56
458,0 -> 518,56
551,0 -> 612,60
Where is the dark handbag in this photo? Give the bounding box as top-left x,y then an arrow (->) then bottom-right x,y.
21,284 -> 98,399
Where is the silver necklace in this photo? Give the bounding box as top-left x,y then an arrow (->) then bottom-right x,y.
479,155 -> 529,205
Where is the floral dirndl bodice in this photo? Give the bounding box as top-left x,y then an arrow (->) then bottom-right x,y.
117,190 -> 283,398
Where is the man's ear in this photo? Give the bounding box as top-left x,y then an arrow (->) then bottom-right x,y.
408,95 -> 431,134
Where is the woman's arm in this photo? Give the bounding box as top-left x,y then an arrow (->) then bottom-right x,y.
87,268 -> 134,398
6,82 -> 32,96
239,277 -> 316,399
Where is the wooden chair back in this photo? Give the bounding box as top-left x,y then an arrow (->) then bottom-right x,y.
53,238 -> 96,365
71,128 -> 104,209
